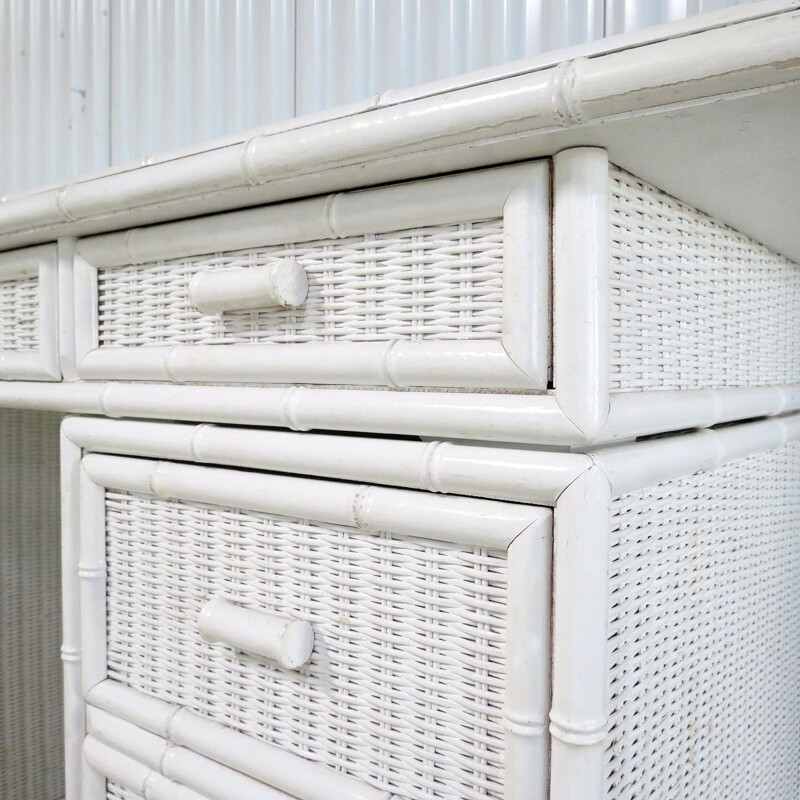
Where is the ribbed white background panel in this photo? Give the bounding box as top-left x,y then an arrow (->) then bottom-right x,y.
109,0 -> 295,166
0,0 -> 110,196
295,0 -> 604,114
605,0 -> 747,35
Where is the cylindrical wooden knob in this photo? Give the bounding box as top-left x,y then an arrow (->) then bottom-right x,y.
188,259 -> 309,315
198,597 -> 314,670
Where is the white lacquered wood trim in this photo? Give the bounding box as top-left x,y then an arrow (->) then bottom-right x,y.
549,466 -> 612,800
4,381 -> 800,447
2,8 -> 798,251
75,196 -> 331,268
81,453 -> 549,550
75,162 -> 546,267
72,253 -> 99,367
62,416 -> 591,505
0,381 -> 586,444
60,429 -> 83,800
87,707 -> 165,771
553,147 -> 610,438
0,242 -> 47,279
37,244 -> 61,379
78,463 -> 107,699
87,680 -> 392,800
197,599 -> 315,671
58,238 -> 78,380
61,407 -> 800,502
83,736 -> 209,800
84,732 -> 297,800
504,520 -> 553,800
592,414 -> 800,495
0,243 -> 61,380
189,259 -> 309,314
598,386 -> 800,443
501,161 -> 551,386
77,340 -> 540,390
75,160 -> 550,391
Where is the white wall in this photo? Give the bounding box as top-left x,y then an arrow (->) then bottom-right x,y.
0,0 -> 748,196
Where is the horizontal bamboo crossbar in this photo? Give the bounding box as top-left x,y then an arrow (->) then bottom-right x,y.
87,680 -> 389,800
0,5 -> 798,250
4,381 -> 800,446
81,453 -> 549,548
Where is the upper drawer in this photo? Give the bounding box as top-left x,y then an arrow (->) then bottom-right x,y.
73,162 -> 550,391
0,244 -> 60,380
69,452 -> 552,800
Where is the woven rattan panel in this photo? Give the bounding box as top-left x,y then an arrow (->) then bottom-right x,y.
0,410 -> 63,800
0,276 -> 39,350
606,443 -> 800,799
609,168 -> 800,391
107,783 -> 140,800
105,493 -> 508,800
97,219 -> 504,347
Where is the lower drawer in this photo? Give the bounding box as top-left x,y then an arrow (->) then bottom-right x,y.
67,451 -> 552,800
62,415 -> 800,800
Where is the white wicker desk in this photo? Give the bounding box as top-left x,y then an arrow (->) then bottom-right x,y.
0,4 -> 799,800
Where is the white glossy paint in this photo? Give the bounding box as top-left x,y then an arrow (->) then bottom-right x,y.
81,453 -> 548,548
198,598 -> 315,671
72,161 -> 551,392
552,148 -> 609,439
3,380 -> 800,447
86,680 -> 394,800
63,412 -> 800,799
0,244 -> 61,380
188,259 -> 309,314
549,466 -> 611,800
61,416 -> 592,505
0,0 -> 749,197
60,430 -> 83,800
1,6 -> 798,262
70,441 -> 553,799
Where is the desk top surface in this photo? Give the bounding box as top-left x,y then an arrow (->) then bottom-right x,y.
1,0 -> 799,260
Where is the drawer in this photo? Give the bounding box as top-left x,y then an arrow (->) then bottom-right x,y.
68,451 -> 552,800
0,244 -> 60,380
72,162 -> 550,391
68,149 -> 800,447
62,415 -> 800,800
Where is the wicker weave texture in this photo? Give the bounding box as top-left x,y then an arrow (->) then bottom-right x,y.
105,493 -> 509,800
610,168 -> 800,391
0,410 -> 63,800
606,442 -> 800,799
0,276 -> 39,351
97,220 -> 504,347
106,783 -> 140,800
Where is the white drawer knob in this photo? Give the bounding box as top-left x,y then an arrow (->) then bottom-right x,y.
198,598 -> 314,670
188,259 -> 309,315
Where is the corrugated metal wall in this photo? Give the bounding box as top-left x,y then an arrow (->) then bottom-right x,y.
294,0 -> 604,115
0,0 -> 747,196
110,0 -> 295,165
0,0 -> 110,194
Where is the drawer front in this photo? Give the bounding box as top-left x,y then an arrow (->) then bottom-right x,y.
71,454 -> 552,800
0,244 -> 60,380
73,161 -> 550,390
